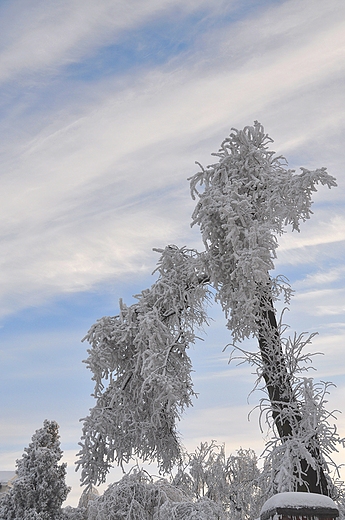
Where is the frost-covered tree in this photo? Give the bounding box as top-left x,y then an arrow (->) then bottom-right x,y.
87,468 -> 185,520
86,468 -> 225,520
63,506 -> 86,520
172,442 -> 264,520
77,122 -> 339,494
63,486 -> 99,520
0,420 -> 70,520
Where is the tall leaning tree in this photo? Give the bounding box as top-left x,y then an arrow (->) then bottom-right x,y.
77,122 -> 338,494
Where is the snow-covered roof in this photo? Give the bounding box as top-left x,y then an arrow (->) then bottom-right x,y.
261,493 -> 339,520
0,471 -> 16,484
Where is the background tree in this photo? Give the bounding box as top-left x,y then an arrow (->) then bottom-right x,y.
0,420 -> 70,520
77,122 -> 339,494
172,442 -> 264,520
86,468 -> 225,520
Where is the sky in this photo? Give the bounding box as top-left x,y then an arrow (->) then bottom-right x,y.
0,0 -> 344,508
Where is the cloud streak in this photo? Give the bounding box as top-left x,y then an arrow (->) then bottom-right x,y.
0,0 -> 231,83
0,0 -> 344,317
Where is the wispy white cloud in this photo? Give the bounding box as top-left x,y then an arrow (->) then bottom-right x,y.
298,266 -> 345,288
0,0 -> 238,84
0,0 -> 343,317
294,288 -> 345,317
277,216 -> 345,255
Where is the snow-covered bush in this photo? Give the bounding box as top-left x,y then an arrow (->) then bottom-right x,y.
84,466 -> 237,520
78,486 -> 99,510
159,496 -> 225,519
87,468 -> 187,520
0,420 -> 70,520
62,486 -> 99,520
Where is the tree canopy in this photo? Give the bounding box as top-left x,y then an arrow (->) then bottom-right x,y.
189,122 -> 335,340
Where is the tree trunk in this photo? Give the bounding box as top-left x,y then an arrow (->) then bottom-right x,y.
257,290 -> 329,495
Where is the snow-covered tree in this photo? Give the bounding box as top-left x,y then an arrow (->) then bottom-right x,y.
172,442 -> 264,520
63,486 -> 99,520
0,420 -> 70,520
87,468 -> 185,520
77,122 -> 340,494
63,506 -> 86,520
86,467 -> 226,520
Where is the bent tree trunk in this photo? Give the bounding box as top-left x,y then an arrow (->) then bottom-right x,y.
258,289 -> 329,495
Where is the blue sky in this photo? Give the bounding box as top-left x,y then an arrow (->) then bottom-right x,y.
0,0 -> 344,507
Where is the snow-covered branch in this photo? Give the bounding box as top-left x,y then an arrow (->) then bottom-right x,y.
77,246 -> 210,487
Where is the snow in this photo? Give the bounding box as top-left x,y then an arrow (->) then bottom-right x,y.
260,492 -> 338,516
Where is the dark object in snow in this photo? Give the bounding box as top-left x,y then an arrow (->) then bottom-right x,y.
260,492 -> 339,520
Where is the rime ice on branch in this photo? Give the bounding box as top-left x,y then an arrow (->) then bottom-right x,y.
77,246 -> 210,487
